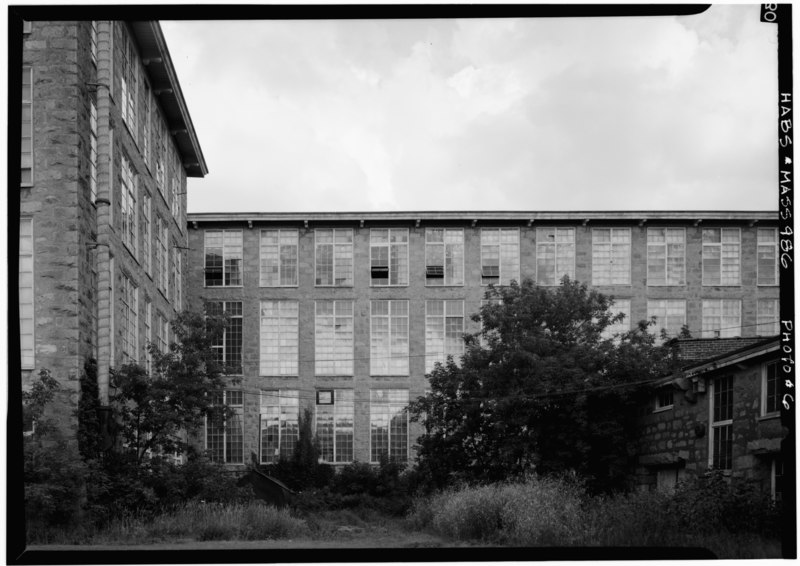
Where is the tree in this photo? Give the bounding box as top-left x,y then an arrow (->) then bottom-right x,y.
110,309 -> 234,463
409,277 -> 679,493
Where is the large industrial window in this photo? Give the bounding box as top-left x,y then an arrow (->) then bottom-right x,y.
208,301 -> 243,375
204,230 -> 242,287
260,229 -> 298,287
260,301 -> 298,376
155,312 -> 168,354
592,228 -> 631,285
19,218 -> 34,368
757,299 -> 779,336
206,390 -> 243,464
536,227 -> 575,286
315,228 -> 353,286
141,194 -> 151,275
316,389 -> 354,463
370,300 -> 409,376
647,228 -> 685,286
315,301 -> 354,376
647,299 -> 687,338
481,228 -> 519,286
260,390 -> 299,464
370,228 -> 408,286
710,375 -> 733,470
600,299 -> 630,340
21,66 -> 32,186
120,155 -> 138,257
702,228 -> 740,286
762,361 -> 780,417
702,299 -> 741,338
120,24 -> 138,134
89,96 -> 98,203
121,274 -> 138,363
757,228 -> 778,286
370,389 -> 409,463
425,228 -> 464,286
160,220 -> 169,296
425,300 -> 464,373
144,299 -> 152,373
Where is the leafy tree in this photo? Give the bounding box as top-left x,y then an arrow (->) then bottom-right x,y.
23,369 -> 88,530
110,310 -> 234,463
409,277 -> 678,493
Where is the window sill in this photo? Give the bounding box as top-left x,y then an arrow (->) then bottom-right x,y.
653,405 -> 674,413
204,285 -> 244,289
758,413 -> 780,422
259,284 -> 299,289
20,183 -> 33,189
425,283 -> 465,288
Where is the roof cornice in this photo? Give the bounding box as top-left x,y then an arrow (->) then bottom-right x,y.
130,21 -> 208,178
187,210 -> 779,224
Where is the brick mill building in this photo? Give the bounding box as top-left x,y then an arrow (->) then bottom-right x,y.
185,211 -> 781,475
16,19 -> 207,450
15,18 -> 784,495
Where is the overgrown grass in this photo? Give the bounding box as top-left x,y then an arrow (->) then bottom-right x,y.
407,475 -> 783,558
89,501 -> 309,544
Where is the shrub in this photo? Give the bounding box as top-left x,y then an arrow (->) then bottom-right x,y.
410,476 -> 586,545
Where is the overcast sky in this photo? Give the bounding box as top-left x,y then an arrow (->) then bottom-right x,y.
160,5 -> 779,214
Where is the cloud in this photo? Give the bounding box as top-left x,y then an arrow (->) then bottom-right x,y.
162,6 -> 778,214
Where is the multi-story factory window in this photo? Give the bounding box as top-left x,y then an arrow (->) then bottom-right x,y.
370,389 -> 409,463
757,228 -> 778,286
19,218 -> 34,369
647,228 -> 685,286
90,96 -> 98,203
762,361 -> 779,417
600,298 -> 630,340
702,228 -> 740,286
207,301 -> 243,375
120,24 -> 138,135
370,300 -> 409,376
154,312 -> 168,354
142,84 -> 151,169
425,300 -> 464,373
260,229 -> 298,287
170,171 -> 180,221
425,228 -> 464,286
160,221 -> 169,296
120,155 -> 138,256
481,228 -> 520,286
592,228 -> 631,285
204,230 -> 242,287
207,390 -> 243,464
316,389 -> 354,463
121,274 -> 138,363
21,66 -> 33,186
155,115 -> 166,193
711,375 -> 733,470
154,216 -> 164,291
90,21 -> 98,65
260,390 -> 299,464
702,299 -> 741,338
144,298 -> 152,373
647,299 -> 686,338
260,301 -> 298,376
536,227 -> 575,286
315,228 -> 353,286
757,299 -> 779,336
142,193 -> 151,275
175,250 -> 182,310
315,301 -> 354,376
370,228 -> 408,286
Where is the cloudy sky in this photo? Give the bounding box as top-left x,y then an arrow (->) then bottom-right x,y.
160,5 -> 779,214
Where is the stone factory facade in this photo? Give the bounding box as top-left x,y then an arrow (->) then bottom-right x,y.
17,19 -> 207,452
16,19 -> 784,494
185,211 -> 780,473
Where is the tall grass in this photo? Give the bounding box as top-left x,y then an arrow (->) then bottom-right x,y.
407,476 -> 783,557
92,501 -> 309,544
409,476 -> 585,545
